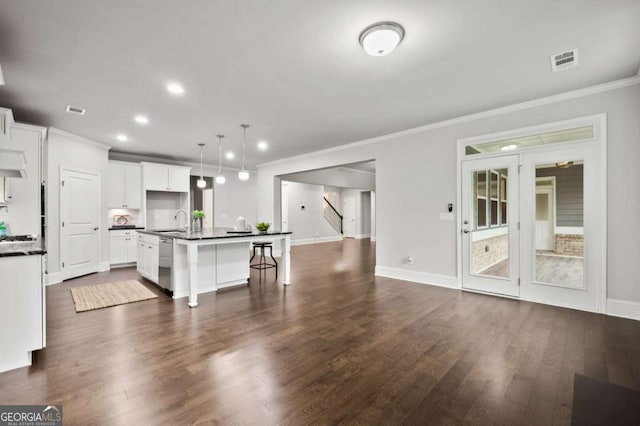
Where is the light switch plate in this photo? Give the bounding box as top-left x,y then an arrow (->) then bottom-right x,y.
439,213 -> 454,222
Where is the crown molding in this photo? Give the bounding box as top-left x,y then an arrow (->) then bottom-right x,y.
48,127 -> 111,151
258,75 -> 640,169
109,150 -> 255,174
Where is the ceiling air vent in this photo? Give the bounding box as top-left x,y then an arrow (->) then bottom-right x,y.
65,105 -> 86,115
550,49 -> 579,72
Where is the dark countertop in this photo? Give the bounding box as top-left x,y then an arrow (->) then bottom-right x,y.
0,237 -> 46,257
138,228 -> 292,241
109,226 -> 145,231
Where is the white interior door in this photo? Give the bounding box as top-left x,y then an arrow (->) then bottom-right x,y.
203,189 -> 213,228
342,196 -> 357,238
535,186 -> 555,251
461,155 -> 520,297
61,169 -> 100,280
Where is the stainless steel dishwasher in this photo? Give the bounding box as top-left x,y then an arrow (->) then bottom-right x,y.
158,237 -> 173,295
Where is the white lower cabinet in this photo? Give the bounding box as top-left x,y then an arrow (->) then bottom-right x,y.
110,230 -> 138,265
137,233 -> 159,283
0,255 -> 44,373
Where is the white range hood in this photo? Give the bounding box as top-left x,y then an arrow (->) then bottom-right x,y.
0,149 -> 27,178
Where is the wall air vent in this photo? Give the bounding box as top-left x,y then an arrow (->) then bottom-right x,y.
65,105 -> 86,115
550,49 -> 579,72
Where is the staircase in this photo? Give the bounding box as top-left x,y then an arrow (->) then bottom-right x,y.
323,197 -> 343,235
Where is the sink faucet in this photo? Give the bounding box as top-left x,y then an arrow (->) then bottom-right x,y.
174,209 -> 189,231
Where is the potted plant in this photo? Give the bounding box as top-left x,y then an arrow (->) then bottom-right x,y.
0,221 -> 6,237
192,210 -> 205,231
255,222 -> 270,233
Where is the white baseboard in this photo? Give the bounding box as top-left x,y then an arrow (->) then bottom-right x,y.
375,266 -> 458,289
354,233 -> 371,239
607,298 -> 640,321
99,261 -> 111,272
371,236 -> 376,241
291,235 -> 343,246
110,262 -> 136,269
45,272 -> 62,286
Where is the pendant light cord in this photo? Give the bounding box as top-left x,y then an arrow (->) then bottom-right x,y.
199,144 -> 204,179
241,124 -> 249,172
216,135 -> 224,174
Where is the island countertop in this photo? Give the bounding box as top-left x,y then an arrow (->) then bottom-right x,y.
137,228 -> 292,241
0,237 -> 47,257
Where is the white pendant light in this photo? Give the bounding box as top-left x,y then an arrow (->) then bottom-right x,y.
238,124 -> 250,181
0,64 -> 5,85
197,143 -> 207,188
359,22 -> 405,57
215,135 -> 226,185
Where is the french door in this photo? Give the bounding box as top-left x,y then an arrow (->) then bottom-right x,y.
461,155 -> 520,296
461,143 -> 604,312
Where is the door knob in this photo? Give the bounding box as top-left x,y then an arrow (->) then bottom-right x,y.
93,227 -> 99,231
463,229 -> 469,234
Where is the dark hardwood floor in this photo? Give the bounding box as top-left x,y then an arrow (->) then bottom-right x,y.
1,238 -> 639,425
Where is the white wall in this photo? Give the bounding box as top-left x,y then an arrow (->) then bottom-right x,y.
257,80 -> 640,304
285,181 -> 341,244
281,167 -> 375,190
0,124 -> 45,236
209,169 -> 258,228
46,128 -> 110,283
323,185 -> 342,212
361,191 -> 371,237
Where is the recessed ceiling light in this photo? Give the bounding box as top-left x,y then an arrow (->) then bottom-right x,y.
225,151 -> 235,160
116,134 -> 128,142
134,115 -> 149,125
500,144 -> 518,151
167,82 -> 185,95
257,141 -> 268,151
359,21 -> 405,57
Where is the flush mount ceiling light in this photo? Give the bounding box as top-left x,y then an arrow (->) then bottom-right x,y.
167,82 -> 185,95
238,124 -> 250,181
359,21 -> 405,57
257,140 -> 268,151
500,144 -> 518,151
215,135 -> 226,185
197,143 -> 207,189
134,115 -> 149,125
225,151 -> 235,160
116,133 -> 128,142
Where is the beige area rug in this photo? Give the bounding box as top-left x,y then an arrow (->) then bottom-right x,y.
70,280 -> 158,313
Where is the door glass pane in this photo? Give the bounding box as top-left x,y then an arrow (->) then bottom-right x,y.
471,169 -> 509,278
490,171 -> 499,226
465,125 -> 594,155
476,171 -> 487,228
534,161 -> 584,288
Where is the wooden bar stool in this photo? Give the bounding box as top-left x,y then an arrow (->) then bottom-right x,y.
250,241 -> 278,280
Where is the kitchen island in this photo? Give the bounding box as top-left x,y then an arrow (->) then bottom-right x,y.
0,236 -> 46,373
137,228 -> 292,307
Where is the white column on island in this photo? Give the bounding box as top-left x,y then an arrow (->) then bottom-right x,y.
282,234 -> 291,285
187,243 -> 199,308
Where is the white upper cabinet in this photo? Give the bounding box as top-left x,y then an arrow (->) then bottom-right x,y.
107,161 -> 141,209
168,167 -> 190,192
142,162 -> 190,192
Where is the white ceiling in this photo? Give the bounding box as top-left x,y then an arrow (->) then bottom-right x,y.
0,0 -> 638,168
